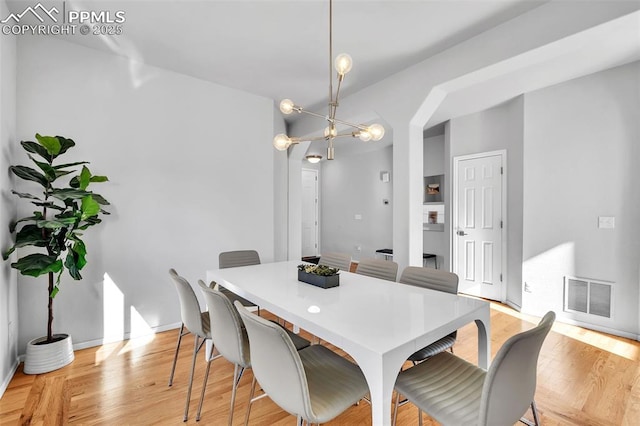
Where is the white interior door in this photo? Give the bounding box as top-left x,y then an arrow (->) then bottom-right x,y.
301,169 -> 319,257
453,152 -> 505,301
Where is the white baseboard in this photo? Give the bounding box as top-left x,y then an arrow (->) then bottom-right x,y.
505,299 -> 522,312
0,358 -> 20,399
18,322 -> 183,358
522,308 -> 638,341
72,322 -> 182,351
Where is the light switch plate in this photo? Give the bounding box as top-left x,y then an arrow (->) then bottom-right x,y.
354,214 -> 362,220
598,216 -> 615,229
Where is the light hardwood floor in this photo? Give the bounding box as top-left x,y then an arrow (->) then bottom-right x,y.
1,302 -> 639,425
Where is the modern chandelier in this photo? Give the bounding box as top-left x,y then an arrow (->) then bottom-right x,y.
273,0 -> 384,160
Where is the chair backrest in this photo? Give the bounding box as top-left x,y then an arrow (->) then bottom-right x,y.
398,266 -> 458,294
318,252 -> 352,271
480,311 -> 556,426
219,250 -> 261,269
234,301 -> 312,420
198,280 -> 250,368
168,269 -> 207,337
355,258 -> 398,282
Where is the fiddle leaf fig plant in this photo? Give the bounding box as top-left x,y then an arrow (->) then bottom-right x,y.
2,134 -> 110,343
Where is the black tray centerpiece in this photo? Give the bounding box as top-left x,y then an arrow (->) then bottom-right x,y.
297,264 -> 340,288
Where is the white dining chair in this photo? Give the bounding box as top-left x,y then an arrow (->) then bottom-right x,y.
318,252 -> 352,271
168,269 -> 218,422
394,311 -> 555,426
235,301 -> 370,425
355,257 -> 398,282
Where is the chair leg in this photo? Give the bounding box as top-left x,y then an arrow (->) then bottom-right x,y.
244,376 -> 257,426
183,335 -> 201,421
168,323 -> 187,386
229,364 -> 245,426
418,408 -> 423,426
196,340 -> 216,421
519,400 -> 541,426
392,392 -> 400,426
531,400 -> 540,425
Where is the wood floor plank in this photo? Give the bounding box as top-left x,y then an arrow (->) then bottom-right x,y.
1,302 -> 638,425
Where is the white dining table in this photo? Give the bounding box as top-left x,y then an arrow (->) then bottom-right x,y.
206,260 -> 490,426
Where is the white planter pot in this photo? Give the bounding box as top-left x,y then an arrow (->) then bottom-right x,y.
24,334 -> 75,374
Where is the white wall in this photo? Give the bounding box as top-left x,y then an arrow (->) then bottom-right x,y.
449,97 -> 525,307
423,135 -> 447,269
273,106 -> 288,261
289,1 -> 639,272
15,37 -> 276,352
0,0 -> 18,397
320,146 -> 393,262
522,62 -> 640,336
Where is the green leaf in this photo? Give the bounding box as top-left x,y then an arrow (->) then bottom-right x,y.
53,161 -> 88,170
2,247 -> 15,261
35,134 -> 61,156
10,165 -> 48,187
31,201 -> 64,211
10,191 -> 42,201
69,176 -> 79,188
9,212 -> 44,232
54,169 -> 74,179
37,217 -> 77,229
78,217 -> 102,230
21,140 -> 51,162
79,166 -> 91,190
81,195 -> 100,219
64,239 -> 86,280
50,286 -> 59,298
14,224 -> 47,247
11,253 -> 63,277
28,155 -> 56,181
90,175 -> 108,183
55,136 -> 75,157
50,188 -> 92,200
91,193 -> 110,206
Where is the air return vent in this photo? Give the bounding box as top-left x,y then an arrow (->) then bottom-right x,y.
564,276 -> 612,318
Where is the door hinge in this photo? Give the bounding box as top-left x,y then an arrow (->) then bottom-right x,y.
500,273 -> 503,282
500,220 -> 503,229
500,167 -> 504,175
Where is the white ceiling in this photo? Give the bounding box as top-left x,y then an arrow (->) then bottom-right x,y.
7,0 -> 640,155
8,0 -> 550,110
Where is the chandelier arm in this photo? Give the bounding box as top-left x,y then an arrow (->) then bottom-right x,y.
296,109 -> 329,120
331,76 -> 343,120
298,135 -> 329,142
330,117 -> 368,131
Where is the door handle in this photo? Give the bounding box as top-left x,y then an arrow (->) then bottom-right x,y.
457,230 -> 468,236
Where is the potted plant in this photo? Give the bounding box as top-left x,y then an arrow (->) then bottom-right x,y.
297,264 -> 340,288
2,134 -> 109,374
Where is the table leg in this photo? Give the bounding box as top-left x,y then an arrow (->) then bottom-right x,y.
475,306 -> 491,369
355,352 -> 406,426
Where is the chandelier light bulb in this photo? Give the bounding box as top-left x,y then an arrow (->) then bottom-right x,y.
279,99 -> 296,115
334,53 -> 353,75
369,123 -> 385,141
273,133 -> 292,151
324,125 -> 337,138
358,130 -> 372,142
